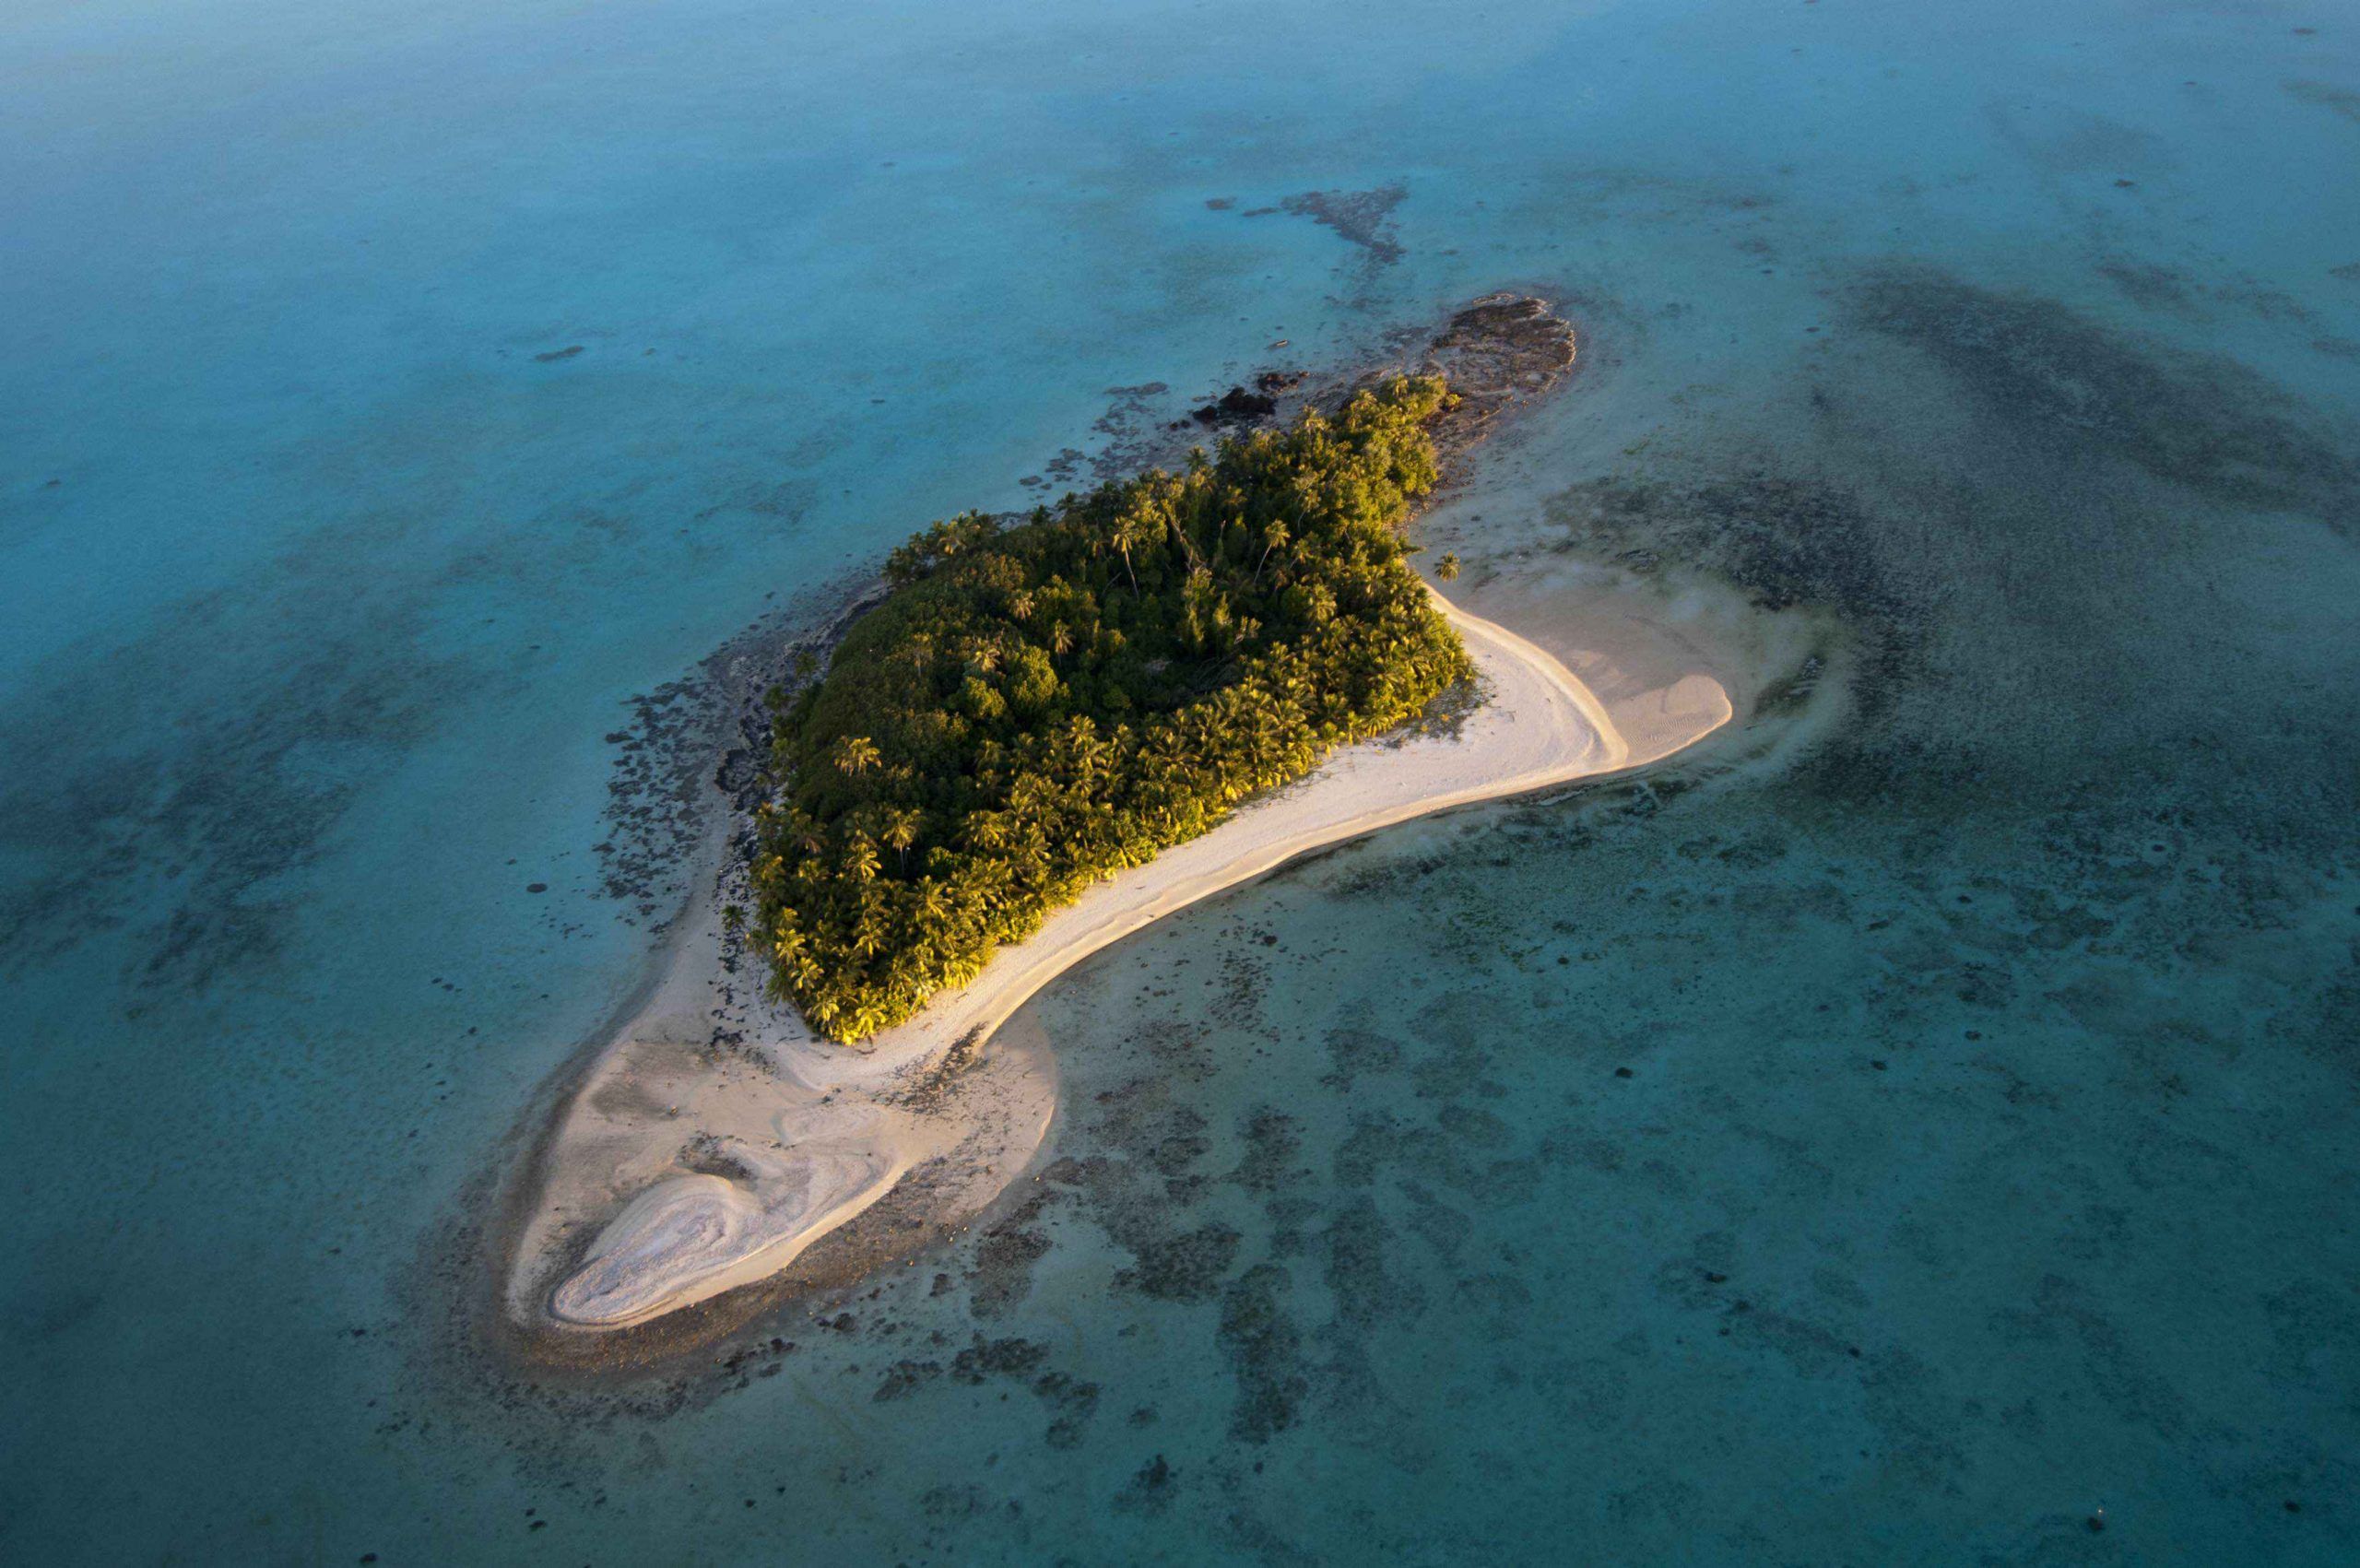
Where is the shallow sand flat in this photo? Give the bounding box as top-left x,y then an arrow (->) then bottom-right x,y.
1451,555 -> 1848,760
505,589 -> 1731,1336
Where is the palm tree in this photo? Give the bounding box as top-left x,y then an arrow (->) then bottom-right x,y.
1253,519 -> 1291,585
787,810 -> 828,859
880,807 -> 921,875
842,835 -> 880,883
1109,505 -> 1158,595
852,916 -> 888,960
832,735 -> 882,776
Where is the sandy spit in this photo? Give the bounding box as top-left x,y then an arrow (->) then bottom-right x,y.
499,588 -> 1731,1340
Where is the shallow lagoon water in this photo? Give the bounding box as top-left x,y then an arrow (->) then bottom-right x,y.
3,0 -> 2356,1562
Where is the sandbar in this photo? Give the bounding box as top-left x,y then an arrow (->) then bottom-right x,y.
501,588 -> 1731,1338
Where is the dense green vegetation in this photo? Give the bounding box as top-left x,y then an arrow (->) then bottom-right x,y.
750,376 -> 1469,1043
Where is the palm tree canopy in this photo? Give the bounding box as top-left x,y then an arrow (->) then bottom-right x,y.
751,376 -> 1468,1043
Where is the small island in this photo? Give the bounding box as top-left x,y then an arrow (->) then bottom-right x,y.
491,297 -> 1733,1358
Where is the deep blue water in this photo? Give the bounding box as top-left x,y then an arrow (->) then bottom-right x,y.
4,0 -> 2356,1562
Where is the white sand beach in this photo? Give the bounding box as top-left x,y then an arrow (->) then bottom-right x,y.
505,587 -> 1731,1336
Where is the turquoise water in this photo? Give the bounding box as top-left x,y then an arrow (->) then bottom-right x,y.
4,0 -> 2356,1562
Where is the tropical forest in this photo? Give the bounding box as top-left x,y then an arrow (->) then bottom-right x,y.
750,375 -> 1470,1042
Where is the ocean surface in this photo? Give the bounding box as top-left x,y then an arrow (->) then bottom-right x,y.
4,0 -> 2357,1562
